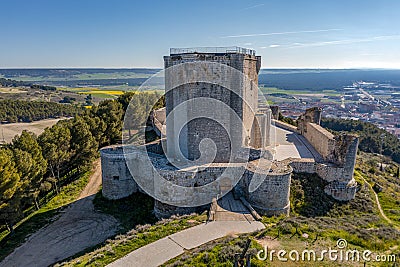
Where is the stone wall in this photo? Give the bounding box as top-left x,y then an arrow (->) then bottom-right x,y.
333,134 -> 359,175
298,107 -> 322,127
100,143 -> 357,215
297,117 -> 359,201
295,107 -> 359,200
272,119 -> 299,133
100,143 -> 293,217
297,107 -> 359,169
287,158 -> 315,173
324,180 -> 358,201
303,123 -> 335,160
150,107 -> 166,136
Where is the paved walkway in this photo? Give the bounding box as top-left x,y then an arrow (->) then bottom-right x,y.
272,125 -> 323,161
107,221 -> 265,267
0,160 -> 119,267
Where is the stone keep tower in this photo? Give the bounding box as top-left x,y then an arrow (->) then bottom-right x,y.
164,47 -> 263,163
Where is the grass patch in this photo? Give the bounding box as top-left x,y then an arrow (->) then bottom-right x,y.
260,86 -> 312,95
163,234 -> 266,267
378,192 -> 400,224
259,86 -> 342,97
356,152 -> 400,226
164,228 -> 399,267
353,170 -> 365,186
0,171 -> 90,261
163,232 -> 372,267
69,72 -> 152,80
284,162 -> 399,252
44,172 -> 90,209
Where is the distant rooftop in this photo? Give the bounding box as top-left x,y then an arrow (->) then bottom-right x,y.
170,46 -> 256,56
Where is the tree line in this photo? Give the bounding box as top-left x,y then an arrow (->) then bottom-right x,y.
0,78 -> 56,91
0,91 -> 164,233
0,100 -> 82,123
321,118 -> 400,164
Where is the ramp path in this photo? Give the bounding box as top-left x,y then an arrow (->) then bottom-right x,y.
214,192 -> 255,222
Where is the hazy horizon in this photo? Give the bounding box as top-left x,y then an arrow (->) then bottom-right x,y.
1,0 -> 400,69
1,67 -> 400,70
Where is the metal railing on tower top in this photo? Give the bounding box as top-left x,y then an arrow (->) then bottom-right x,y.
170,46 -> 256,56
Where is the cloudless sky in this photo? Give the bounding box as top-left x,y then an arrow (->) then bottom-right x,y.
1,0 -> 400,68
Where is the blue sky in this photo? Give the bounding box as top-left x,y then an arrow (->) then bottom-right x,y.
1,0 -> 400,68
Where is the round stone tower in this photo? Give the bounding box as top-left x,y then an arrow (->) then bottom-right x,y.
244,161 -> 292,216
100,146 -> 138,200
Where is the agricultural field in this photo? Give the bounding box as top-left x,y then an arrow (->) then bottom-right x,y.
260,86 -> 342,106
58,87 -> 126,98
0,118 -> 66,143
0,69 -> 161,88
0,87 -> 28,94
58,86 -> 163,99
0,70 -> 157,82
0,85 -> 89,103
260,86 -> 341,97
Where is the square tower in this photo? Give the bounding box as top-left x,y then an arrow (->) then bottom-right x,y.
164,47 -> 262,163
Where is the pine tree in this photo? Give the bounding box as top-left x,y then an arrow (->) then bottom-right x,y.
0,148 -> 22,233
38,122 -> 72,190
69,116 -> 98,172
12,131 -> 47,210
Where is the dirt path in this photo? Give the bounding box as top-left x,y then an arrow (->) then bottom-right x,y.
78,159 -> 103,199
362,177 -> 397,228
0,159 -> 119,267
